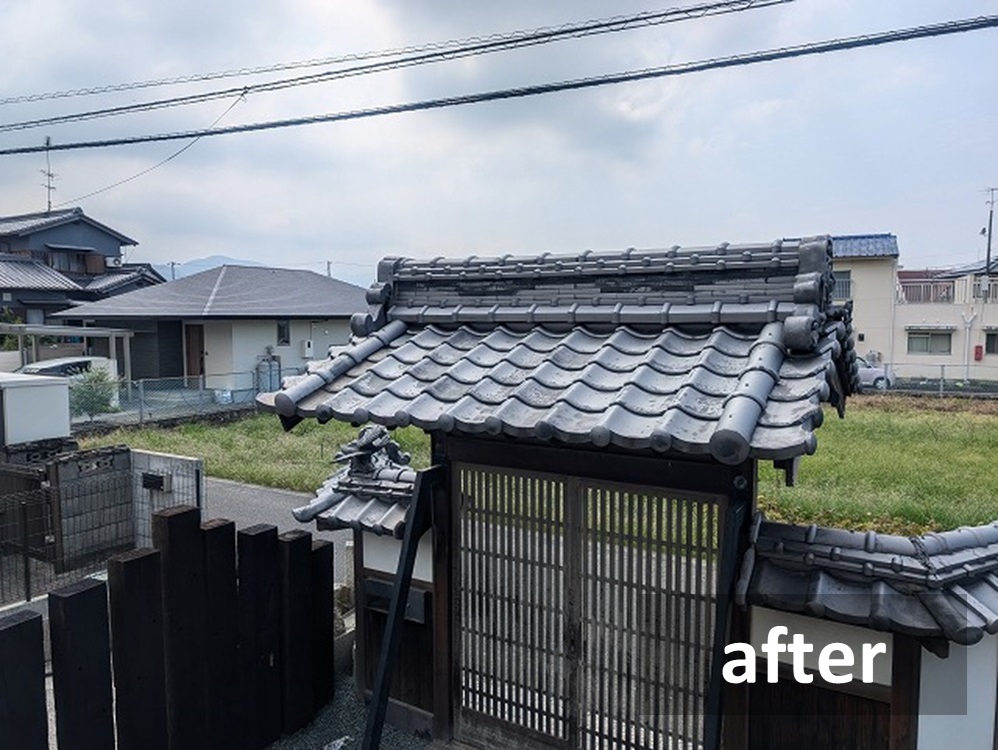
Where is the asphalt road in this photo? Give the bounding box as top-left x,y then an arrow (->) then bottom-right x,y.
203,477 -> 353,583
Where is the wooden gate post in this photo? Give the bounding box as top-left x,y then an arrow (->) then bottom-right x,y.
201,519 -> 239,750
0,609 -> 47,750
279,529 -> 314,733
238,523 -> 282,749
153,505 -> 207,750
311,538 -> 336,713
49,578 -> 114,750
108,548 -> 169,750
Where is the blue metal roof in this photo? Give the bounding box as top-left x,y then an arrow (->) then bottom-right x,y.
830,234 -> 899,259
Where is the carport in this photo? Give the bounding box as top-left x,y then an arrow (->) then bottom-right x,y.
0,323 -> 135,380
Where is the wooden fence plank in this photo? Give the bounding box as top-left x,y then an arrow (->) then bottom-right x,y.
239,523 -> 281,749
108,548 -> 168,750
0,609 -> 47,750
311,538 -> 335,713
153,505 -> 207,750
280,529 -> 314,734
49,578 -> 114,750
201,519 -> 239,750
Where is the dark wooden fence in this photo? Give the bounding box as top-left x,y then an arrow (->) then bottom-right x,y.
0,505 -> 336,750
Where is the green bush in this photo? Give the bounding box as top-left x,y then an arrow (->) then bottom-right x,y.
70,368 -> 117,420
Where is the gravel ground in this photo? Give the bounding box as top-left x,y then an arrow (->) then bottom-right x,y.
265,674 -> 433,750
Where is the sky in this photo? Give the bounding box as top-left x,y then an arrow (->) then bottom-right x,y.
0,0 -> 995,287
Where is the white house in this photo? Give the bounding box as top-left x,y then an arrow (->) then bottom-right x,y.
54,265 -> 368,394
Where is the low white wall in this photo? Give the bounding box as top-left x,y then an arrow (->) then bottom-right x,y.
918,636 -> 997,749
362,531 -> 434,583
749,607 -> 894,686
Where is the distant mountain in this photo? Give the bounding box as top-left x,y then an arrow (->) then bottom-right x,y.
154,255 -> 266,281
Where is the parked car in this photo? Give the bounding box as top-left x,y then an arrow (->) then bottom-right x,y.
15,356 -> 114,379
855,355 -> 895,391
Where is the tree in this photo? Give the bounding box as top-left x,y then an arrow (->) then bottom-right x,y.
69,368 -> 117,421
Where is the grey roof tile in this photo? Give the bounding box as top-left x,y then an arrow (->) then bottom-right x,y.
740,513 -> 998,644
292,426 -> 418,538
0,258 -> 81,291
259,238 -> 856,465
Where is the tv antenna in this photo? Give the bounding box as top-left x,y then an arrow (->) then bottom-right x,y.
40,136 -> 57,212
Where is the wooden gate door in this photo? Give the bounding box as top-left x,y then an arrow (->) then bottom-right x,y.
454,461 -> 726,750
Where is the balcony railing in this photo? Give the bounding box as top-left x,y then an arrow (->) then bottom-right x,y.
898,281 -> 956,304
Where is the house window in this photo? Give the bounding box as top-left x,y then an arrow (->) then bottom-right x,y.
907,331 -> 952,355
986,333 -> 998,355
276,319 -> 291,346
832,270 -> 851,299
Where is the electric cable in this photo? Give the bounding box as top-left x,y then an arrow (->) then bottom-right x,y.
2,13 -> 993,157
0,0 -> 790,133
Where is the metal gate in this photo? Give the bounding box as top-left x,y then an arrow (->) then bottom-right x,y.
455,462 -> 725,750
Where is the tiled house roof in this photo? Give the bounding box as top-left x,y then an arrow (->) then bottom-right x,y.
54,265 -> 368,320
737,513 -> 998,645
0,207 -> 137,245
0,256 -> 82,291
261,237 -> 859,466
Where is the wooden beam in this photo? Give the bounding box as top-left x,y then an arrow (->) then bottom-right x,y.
311,538 -> 336,712
362,466 -> 442,750
49,579 -> 114,750
279,529 -> 314,734
201,519 -> 239,750
0,609 -> 47,750
890,635 -> 921,750
153,506 -> 207,750
238,524 -> 282,750
432,459 -> 454,741
108,548 -> 169,750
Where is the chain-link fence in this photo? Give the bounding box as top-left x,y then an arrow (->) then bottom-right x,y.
67,368 -> 302,430
874,363 -> 998,397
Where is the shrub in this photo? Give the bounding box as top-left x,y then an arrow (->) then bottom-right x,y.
70,368 -> 117,420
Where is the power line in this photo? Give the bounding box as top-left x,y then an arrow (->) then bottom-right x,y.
52,95 -> 244,207
0,0 -> 790,108
0,0 -> 790,134
2,14 -> 995,157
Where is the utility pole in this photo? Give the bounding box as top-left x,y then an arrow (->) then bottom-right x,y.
985,188 -> 996,302
326,260 -> 332,278
168,261 -> 179,281
40,136 -> 56,212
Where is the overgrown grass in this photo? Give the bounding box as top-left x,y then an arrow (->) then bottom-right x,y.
80,414 -> 430,494
81,396 -> 998,535
759,395 -> 998,535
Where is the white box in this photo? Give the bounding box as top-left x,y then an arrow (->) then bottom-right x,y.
0,373 -> 71,445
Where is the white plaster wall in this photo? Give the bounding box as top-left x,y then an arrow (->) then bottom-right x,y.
362,531 -> 434,584
230,318 -> 351,377
749,607 -> 894,686
918,636 -> 997,750
836,257 -> 897,366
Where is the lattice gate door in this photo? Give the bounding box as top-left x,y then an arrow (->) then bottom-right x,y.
455,463 -> 724,750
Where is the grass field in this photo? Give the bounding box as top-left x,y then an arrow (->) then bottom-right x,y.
81,396 -> 998,535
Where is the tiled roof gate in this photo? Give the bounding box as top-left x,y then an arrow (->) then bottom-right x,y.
269,238 -> 857,469
262,237 -> 862,750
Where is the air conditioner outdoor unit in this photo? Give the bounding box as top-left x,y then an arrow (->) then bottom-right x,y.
107,256 -> 122,267
301,339 -> 314,358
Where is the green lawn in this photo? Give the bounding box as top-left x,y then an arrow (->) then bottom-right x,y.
81,414 -> 430,494
81,396 -> 998,535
